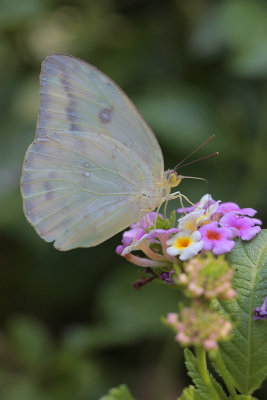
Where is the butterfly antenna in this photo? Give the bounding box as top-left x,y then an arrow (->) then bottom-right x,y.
177,152 -> 219,169
174,134 -> 216,171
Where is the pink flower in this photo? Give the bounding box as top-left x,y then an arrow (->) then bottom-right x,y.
217,202 -> 257,217
220,212 -> 262,241
146,228 -> 178,241
116,229 -> 146,255
199,221 -> 235,255
116,212 -> 161,255
117,224 -> 178,268
131,211 -> 161,231
118,232 -> 171,268
146,228 -> 179,261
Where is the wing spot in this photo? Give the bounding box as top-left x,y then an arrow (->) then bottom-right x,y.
44,181 -> 53,200
98,107 -> 113,124
142,193 -> 150,198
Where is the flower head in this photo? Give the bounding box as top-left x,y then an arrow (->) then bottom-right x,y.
199,221 -> 235,255
166,305 -> 232,350
116,196 -> 262,267
220,212 -> 262,241
167,230 -> 203,261
178,254 -> 236,299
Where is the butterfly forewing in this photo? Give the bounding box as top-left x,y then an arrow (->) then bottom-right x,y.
39,54 -> 163,181
21,54 -> 164,250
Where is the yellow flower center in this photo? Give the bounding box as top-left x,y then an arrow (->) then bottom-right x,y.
174,236 -> 192,249
197,214 -> 211,226
185,221 -> 196,231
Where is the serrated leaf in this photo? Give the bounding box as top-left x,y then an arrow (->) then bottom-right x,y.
184,349 -> 227,400
178,386 -> 209,400
178,385 -> 195,400
210,374 -> 228,400
184,349 -> 209,400
99,384 -> 135,400
217,230 -> 267,394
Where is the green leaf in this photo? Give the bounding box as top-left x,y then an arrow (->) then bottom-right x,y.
178,385 -> 220,400
217,230 -> 267,394
184,349 -> 227,400
99,384 -> 135,400
184,349 -> 207,399
178,386 -> 195,400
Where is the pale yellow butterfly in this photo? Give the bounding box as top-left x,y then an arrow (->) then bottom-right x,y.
21,53 -> 185,251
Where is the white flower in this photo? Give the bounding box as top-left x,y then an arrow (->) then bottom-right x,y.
166,230 -> 203,261
178,210 -> 204,232
121,234 -> 149,256
197,194 -> 216,209
197,200 -> 221,226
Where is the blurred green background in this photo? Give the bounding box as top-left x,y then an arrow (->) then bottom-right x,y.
0,0 -> 267,399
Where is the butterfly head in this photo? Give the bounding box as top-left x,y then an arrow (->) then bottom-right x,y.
165,170 -> 183,188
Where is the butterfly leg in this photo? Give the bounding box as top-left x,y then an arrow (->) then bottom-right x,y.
128,208 -> 153,251
152,201 -> 164,229
163,198 -> 169,218
168,191 -> 197,212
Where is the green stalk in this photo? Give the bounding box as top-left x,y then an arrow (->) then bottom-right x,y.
212,351 -> 237,399
195,346 -> 220,400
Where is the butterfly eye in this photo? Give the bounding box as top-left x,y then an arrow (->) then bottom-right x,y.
167,171 -> 182,188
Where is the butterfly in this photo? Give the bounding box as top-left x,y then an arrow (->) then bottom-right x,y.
20,53 -> 191,251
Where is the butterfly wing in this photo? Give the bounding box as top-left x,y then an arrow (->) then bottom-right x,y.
21,54 -> 164,250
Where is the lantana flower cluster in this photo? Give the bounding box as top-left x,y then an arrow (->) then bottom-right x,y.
176,254 -> 236,300
116,193 -> 262,351
162,255 -> 236,349
166,305 -> 232,350
116,194 -> 262,265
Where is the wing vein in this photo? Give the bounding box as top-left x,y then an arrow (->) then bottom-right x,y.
40,196 -> 98,235
62,197 -> 138,249
25,189 -> 80,214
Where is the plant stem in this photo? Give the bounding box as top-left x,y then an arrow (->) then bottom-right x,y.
212,351 -> 237,399
195,346 -> 220,400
